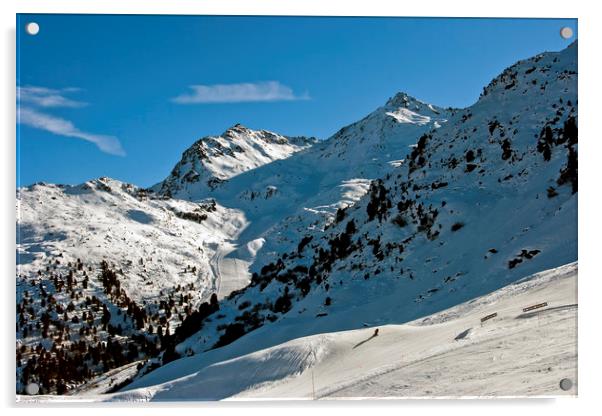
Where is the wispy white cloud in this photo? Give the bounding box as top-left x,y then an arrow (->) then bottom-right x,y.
172,81 -> 309,104
18,106 -> 125,156
17,85 -> 125,156
17,86 -> 87,108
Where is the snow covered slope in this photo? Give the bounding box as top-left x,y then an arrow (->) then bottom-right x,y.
243,262 -> 578,399
19,262 -> 577,401
16,178 -> 246,393
18,177 -> 244,305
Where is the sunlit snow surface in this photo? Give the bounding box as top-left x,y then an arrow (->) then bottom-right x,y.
17,178 -> 246,306
17,262 -> 577,401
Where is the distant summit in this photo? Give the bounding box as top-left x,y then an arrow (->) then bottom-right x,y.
155,125 -> 316,198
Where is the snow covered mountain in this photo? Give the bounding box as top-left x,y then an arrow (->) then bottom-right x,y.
153,91 -> 451,282
119,42 -> 577,393
16,126 -> 316,394
17,177 -> 245,305
155,124 -> 316,198
248,93 -> 450,268
16,177 -> 252,393
16,42 -> 577,397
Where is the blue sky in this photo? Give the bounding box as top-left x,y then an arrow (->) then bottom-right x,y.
16,15 -> 577,187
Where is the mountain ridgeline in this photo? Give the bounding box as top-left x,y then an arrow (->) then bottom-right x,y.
16,42 -> 577,395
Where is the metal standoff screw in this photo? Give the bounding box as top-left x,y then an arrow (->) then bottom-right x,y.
559,378 -> 573,391
25,22 -> 40,36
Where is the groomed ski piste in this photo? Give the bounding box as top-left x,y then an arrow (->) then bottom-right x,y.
17,262 -> 577,402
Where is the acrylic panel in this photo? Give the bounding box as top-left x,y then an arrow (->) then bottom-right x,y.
16,14 -> 578,401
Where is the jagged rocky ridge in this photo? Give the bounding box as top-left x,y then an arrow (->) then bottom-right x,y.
156,124 -> 316,197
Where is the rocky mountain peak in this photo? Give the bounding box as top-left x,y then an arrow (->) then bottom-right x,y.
155,125 -> 315,198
